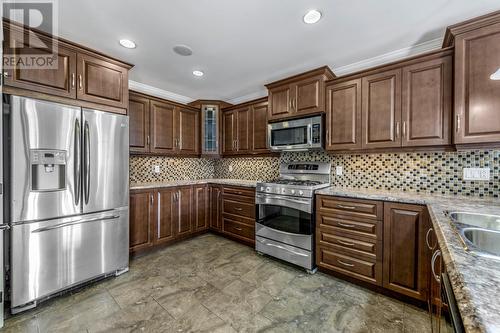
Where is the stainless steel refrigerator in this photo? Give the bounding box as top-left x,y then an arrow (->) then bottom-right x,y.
7,96 -> 129,313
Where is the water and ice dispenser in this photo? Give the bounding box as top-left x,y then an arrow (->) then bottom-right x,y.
30,150 -> 67,191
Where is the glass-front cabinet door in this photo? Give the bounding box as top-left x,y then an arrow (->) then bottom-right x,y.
201,105 -> 219,155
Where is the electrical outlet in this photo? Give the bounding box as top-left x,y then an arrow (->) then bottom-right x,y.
336,166 -> 343,176
229,165 -> 233,172
153,165 -> 161,174
463,168 -> 490,181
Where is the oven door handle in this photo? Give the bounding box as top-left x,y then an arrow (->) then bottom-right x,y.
257,239 -> 308,257
256,194 -> 311,213
256,222 -> 312,238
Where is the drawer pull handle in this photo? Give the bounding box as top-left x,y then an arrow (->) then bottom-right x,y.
337,239 -> 355,247
236,192 -> 243,195
337,259 -> 355,267
337,204 -> 356,210
234,207 -> 243,211
338,222 -> 355,228
234,227 -> 243,231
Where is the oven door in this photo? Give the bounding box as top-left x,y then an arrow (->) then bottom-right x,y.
255,193 -> 313,250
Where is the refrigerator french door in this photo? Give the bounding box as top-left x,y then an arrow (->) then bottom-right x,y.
8,96 -> 129,313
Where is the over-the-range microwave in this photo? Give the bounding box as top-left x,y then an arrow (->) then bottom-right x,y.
268,115 -> 323,152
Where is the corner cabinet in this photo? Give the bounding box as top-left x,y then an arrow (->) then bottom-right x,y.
3,21 -> 132,114
201,105 -> 220,156
128,91 -> 200,156
266,67 -> 335,121
445,12 -> 500,145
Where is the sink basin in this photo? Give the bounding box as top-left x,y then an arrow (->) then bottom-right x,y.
461,228 -> 500,258
448,212 -> 500,231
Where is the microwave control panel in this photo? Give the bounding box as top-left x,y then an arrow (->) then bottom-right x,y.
311,123 -> 321,144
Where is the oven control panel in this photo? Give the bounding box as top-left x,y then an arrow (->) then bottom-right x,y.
258,186 -> 312,198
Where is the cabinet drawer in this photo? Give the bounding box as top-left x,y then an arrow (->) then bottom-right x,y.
223,199 -> 255,219
317,196 -> 382,220
317,247 -> 381,285
223,218 -> 255,240
318,228 -> 376,256
317,214 -> 380,240
223,186 -> 255,198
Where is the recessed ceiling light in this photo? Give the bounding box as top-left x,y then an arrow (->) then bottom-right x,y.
303,9 -> 322,24
173,45 -> 193,56
490,68 -> 500,80
119,39 -> 136,49
192,70 -> 204,77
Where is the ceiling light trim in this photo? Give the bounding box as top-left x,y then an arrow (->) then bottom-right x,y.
332,37 -> 442,76
129,80 -> 194,104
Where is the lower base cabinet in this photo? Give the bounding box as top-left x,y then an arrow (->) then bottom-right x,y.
130,184 -> 254,253
317,195 -> 432,302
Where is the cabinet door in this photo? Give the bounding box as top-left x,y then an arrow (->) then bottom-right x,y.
128,94 -> 150,153
326,79 -> 362,150
155,189 -> 175,244
402,56 -> 452,147
3,29 -> 77,98
178,108 -> 200,155
293,75 -> 323,116
362,69 -> 402,149
201,105 -> 220,156
193,185 -> 208,231
210,185 -> 222,231
236,107 -> 251,153
251,102 -> 269,153
268,85 -> 292,120
383,203 -> 429,301
175,187 -> 193,237
150,100 -> 176,154
129,190 -> 154,252
77,53 -> 128,110
223,111 -> 236,154
454,22 -> 500,144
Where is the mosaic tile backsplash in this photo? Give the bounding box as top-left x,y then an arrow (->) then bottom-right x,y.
131,150 -> 500,197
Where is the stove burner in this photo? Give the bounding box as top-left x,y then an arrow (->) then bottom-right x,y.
272,179 -> 324,186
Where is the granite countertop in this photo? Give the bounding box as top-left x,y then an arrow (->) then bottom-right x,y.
316,186 -> 500,333
130,179 -> 258,190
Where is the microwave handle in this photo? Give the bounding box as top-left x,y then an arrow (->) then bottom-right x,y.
307,123 -> 312,146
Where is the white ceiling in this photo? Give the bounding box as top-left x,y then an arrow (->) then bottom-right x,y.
42,1 -> 500,103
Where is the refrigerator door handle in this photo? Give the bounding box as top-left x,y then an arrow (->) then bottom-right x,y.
83,121 -> 90,204
74,118 -> 81,206
31,215 -> 120,233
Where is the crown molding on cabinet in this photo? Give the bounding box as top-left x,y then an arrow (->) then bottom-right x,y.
331,37 -> 443,76
225,89 -> 268,105
128,80 -> 195,105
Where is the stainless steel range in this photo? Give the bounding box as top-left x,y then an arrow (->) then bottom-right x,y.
255,162 -> 331,273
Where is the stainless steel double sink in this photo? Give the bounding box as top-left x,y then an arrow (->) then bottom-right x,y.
447,212 -> 500,260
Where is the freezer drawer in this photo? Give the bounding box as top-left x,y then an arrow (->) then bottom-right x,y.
10,207 -> 129,310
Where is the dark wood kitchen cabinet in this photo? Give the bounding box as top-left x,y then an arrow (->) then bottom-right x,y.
76,52 -> 129,109
129,91 -> 200,156
177,108 -> 200,155
193,185 -> 209,232
251,101 -> 269,153
266,67 -> 335,121
209,185 -> 223,231
222,186 -> 256,245
327,48 -> 452,151
326,79 -> 362,150
383,203 -> 429,301
129,94 -> 150,153
3,21 -> 132,113
444,12 -> 500,145
362,68 -> 402,149
401,56 -> 452,147
175,186 -> 193,237
155,188 -> 176,245
129,190 -> 154,252
150,99 -> 176,154
222,98 -> 270,156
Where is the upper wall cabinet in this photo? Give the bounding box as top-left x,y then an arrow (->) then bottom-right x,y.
2,20 -> 132,114
444,11 -> 500,145
222,98 -> 270,156
129,91 -> 200,156
265,67 -> 335,121
326,49 -> 452,151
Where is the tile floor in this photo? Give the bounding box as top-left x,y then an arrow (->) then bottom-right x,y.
3,234 -> 432,332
